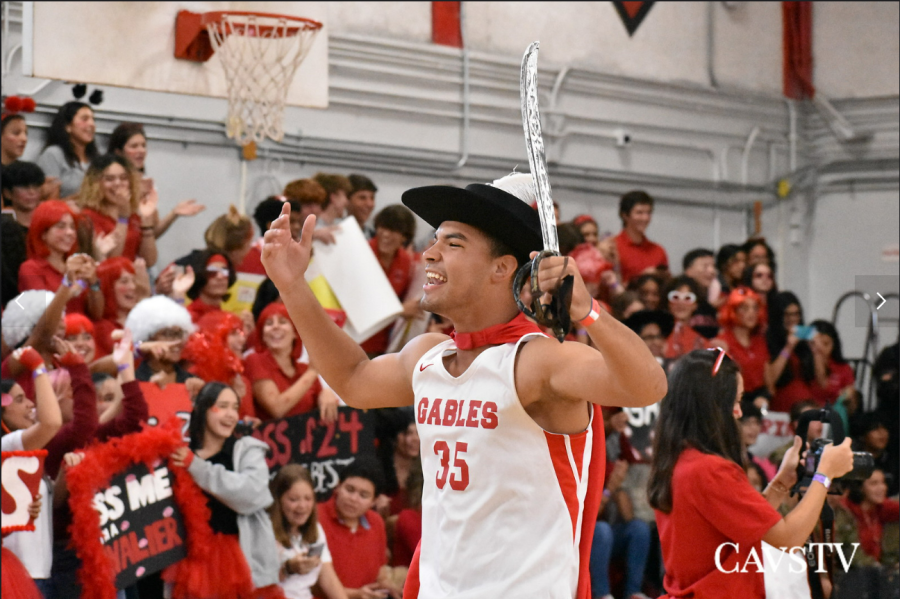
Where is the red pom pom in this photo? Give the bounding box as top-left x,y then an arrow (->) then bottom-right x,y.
4,96 -> 22,113
20,98 -> 36,112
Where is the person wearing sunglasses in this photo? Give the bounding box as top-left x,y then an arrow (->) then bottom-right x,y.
649,349 -> 855,598
661,276 -> 708,361
741,262 -> 778,327
185,249 -> 237,325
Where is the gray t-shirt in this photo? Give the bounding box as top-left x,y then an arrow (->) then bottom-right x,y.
36,145 -> 88,198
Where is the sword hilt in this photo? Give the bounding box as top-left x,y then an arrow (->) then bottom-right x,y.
513,250 -> 573,343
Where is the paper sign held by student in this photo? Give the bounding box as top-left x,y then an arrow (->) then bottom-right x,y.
1,450 -> 46,533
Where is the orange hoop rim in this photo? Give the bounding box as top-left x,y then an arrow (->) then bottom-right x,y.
201,10 -> 323,37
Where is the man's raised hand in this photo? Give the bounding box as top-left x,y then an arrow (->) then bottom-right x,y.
261,202 -> 315,290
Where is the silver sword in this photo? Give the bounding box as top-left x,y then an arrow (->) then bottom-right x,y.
513,41 -> 573,342
520,41 -> 558,254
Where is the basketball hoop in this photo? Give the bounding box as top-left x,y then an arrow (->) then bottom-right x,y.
178,10 -> 322,145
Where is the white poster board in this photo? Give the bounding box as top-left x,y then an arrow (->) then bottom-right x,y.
307,218 -> 402,344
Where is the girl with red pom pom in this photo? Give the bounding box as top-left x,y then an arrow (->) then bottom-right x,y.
166,382 -> 284,599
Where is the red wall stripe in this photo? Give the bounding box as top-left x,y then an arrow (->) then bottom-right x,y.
782,1 -> 815,100
432,1 -> 462,48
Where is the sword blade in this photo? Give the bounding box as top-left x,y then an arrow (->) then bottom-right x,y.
521,41 -> 558,254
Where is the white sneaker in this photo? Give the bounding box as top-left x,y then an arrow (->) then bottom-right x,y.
629,594 -> 653,599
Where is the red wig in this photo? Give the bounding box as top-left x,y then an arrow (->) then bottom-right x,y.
96,257 -> 136,320
26,200 -> 75,259
64,313 -> 95,337
196,310 -> 244,346
718,286 -> 762,331
256,301 -> 303,361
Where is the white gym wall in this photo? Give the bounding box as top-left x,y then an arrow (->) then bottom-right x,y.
2,1 -> 897,360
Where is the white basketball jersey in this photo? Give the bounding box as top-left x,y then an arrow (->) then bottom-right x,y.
412,334 -> 598,599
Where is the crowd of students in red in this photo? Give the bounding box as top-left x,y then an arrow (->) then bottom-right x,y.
2,100 -> 897,599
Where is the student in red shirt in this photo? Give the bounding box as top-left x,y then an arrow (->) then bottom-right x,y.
186,250 -> 235,323
648,349 -> 856,598
244,302 -> 320,421
712,288 -> 769,394
662,275 -> 708,361
809,320 -> 856,405
93,257 -> 140,357
614,191 -> 668,284
764,291 -> 816,411
843,468 -> 899,564
19,200 -> 103,318
361,205 -> 419,356
318,459 -> 392,598
76,154 -> 157,266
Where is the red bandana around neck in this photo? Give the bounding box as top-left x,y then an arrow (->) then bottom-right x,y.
451,312 -> 542,350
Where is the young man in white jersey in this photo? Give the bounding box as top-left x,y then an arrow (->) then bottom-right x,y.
261,176 -> 667,599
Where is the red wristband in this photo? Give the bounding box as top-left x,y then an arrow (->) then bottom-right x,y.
578,298 -> 602,327
17,348 -> 45,372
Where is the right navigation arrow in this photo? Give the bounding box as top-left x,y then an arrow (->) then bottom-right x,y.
876,293 -> 887,310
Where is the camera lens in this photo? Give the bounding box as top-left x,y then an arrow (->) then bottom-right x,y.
844,451 -> 875,481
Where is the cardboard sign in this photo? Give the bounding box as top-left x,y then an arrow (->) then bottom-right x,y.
1,450 -> 46,533
255,407 -> 376,501
94,462 -> 187,589
139,382 -> 192,441
221,272 -> 266,316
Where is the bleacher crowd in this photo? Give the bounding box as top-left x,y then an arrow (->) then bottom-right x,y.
1,99 -> 897,599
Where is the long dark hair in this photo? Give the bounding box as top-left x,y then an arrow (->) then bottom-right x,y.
187,381 -> 232,450
648,350 -> 744,513
766,291 -> 815,387
42,102 -> 99,166
811,320 -> 847,364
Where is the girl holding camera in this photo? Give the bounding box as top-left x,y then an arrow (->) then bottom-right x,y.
649,349 -> 855,597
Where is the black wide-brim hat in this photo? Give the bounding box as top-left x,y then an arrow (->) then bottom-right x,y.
401,184 -> 543,265
623,310 -> 676,339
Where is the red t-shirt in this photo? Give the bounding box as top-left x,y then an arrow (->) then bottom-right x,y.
391,508 -> 422,567
80,208 -> 142,261
615,229 -> 668,284
665,321 -> 708,360
18,258 -> 88,315
810,361 -> 855,405
360,240 -> 413,355
842,498 -> 900,561
771,354 -> 815,413
717,328 -> 770,392
655,448 -> 782,599
243,349 -> 320,421
236,241 -> 266,276
186,298 -> 223,324
317,497 -> 387,589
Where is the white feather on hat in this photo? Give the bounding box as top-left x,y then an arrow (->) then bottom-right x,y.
1,290 -> 55,349
125,295 -> 195,343
490,173 -> 537,205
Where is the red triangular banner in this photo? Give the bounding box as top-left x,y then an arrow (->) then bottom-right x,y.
612,1 -> 655,36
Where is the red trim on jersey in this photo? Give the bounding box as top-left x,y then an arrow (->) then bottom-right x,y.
576,413 -> 607,599
401,417 -> 606,599
544,429 -> 586,539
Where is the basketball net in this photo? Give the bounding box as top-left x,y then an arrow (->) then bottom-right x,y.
207,13 -> 322,145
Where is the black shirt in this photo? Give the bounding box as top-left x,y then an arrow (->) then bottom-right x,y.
202,436 -> 239,536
